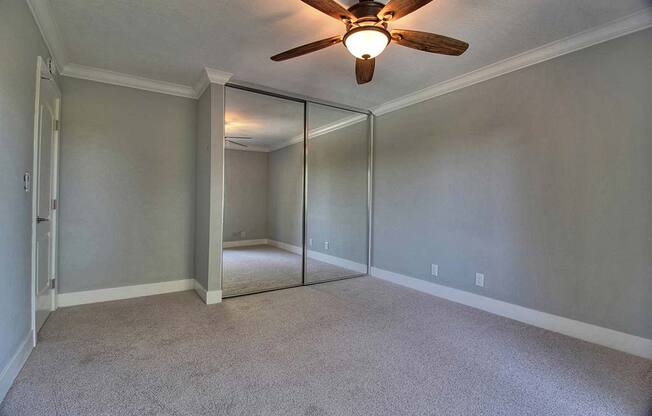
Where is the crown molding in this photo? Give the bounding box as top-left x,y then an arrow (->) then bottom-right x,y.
268,135 -> 304,153
373,8 -> 652,116
61,64 -> 233,100
26,0 -> 233,99
61,63 -> 198,98
26,0 -> 69,72
206,67 -> 233,85
225,143 -> 270,153
268,113 -> 368,152
308,113 -> 367,139
27,0 -> 650,108
194,67 -> 234,97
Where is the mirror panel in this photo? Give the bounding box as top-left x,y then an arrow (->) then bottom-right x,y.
305,103 -> 369,284
222,87 -> 304,297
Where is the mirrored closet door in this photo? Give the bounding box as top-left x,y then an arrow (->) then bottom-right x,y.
222,87 -> 305,297
305,103 -> 370,284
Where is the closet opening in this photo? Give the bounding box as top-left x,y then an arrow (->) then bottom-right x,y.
221,85 -> 372,297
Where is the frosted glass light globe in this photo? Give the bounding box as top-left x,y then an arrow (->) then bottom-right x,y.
344,27 -> 390,60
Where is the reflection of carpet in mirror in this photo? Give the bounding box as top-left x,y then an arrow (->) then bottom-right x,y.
222,244 -> 363,297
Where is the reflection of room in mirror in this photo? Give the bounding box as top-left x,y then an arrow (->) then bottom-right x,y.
222,86 -> 369,297
223,87 -> 304,297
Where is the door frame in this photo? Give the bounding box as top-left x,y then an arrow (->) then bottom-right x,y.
30,56 -> 61,346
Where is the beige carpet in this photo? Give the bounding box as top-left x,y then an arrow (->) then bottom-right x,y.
1,277 -> 650,415
223,244 -> 363,297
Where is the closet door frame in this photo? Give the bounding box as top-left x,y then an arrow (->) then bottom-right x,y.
221,84 -> 373,296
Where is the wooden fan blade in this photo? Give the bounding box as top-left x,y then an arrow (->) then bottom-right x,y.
271,35 -> 342,61
300,0 -> 353,22
391,29 -> 468,55
355,58 -> 375,85
378,0 -> 435,21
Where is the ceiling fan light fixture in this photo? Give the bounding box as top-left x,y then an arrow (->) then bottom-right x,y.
343,26 -> 390,60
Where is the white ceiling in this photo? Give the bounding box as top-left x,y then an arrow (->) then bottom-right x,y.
47,0 -> 651,109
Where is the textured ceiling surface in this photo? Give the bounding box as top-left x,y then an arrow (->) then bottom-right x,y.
52,0 -> 650,108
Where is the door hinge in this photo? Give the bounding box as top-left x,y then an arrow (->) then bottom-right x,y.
50,279 -> 56,289
52,199 -> 57,210
54,119 -> 60,131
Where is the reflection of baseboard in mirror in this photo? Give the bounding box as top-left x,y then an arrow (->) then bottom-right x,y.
223,239 -> 267,248
264,240 -> 367,286
225,238 -> 366,272
306,250 -> 367,274
265,240 -> 367,273
266,239 -> 301,255
220,242 -> 369,295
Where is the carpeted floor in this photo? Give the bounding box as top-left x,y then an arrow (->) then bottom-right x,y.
223,244 -> 362,296
1,277 -> 650,416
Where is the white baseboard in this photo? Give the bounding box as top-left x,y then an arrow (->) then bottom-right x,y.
307,250 -> 368,274
223,239 -> 268,248
0,330 -> 34,403
57,279 -> 195,307
371,267 -> 652,360
193,280 -> 222,305
267,240 -> 302,255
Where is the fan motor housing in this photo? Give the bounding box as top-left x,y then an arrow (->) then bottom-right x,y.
348,0 -> 385,21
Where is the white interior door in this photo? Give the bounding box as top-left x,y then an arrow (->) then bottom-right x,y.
33,58 -> 61,335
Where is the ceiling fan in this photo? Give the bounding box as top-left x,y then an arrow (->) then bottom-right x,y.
225,136 -> 253,148
271,0 -> 469,84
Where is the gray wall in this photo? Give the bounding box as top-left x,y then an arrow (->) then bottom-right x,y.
224,150 -> 268,242
59,78 -> 196,293
268,142 -> 304,247
372,28 -> 652,339
307,120 -> 368,263
0,0 -> 51,388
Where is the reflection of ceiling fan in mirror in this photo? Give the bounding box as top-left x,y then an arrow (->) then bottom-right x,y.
270,0 -> 469,84
225,136 -> 253,148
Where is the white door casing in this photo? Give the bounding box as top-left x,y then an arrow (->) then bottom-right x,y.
31,56 -> 61,342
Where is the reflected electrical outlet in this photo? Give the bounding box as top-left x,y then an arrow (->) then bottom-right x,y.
475,273 -> 485,287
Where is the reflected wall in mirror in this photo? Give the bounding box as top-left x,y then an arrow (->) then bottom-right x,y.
222,87 -> 304,297
306,103 -> 369,284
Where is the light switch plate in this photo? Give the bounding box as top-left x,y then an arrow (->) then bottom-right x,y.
24,171 -> 31,192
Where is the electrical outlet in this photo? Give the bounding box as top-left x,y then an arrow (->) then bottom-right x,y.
240,230 -> 246,239
308,238 -> 313,247
324,241 -> 329,250
431,264 -> 438,277
475,273 -> 485,287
